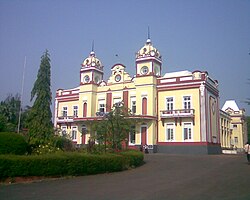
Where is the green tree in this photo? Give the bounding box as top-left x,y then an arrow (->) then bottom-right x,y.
93,102 -> 134,152
27,50 -> 53,144
0,94 -> 21,132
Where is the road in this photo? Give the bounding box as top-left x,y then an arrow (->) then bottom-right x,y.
1,153 -> 249,200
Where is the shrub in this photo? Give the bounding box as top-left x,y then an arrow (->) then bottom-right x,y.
0,132 -> 28,155
0,151 -> 144,178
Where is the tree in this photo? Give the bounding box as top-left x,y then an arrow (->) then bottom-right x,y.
92,102 -> 134,152
27,50 -> 53,144
0,94 -> 21,132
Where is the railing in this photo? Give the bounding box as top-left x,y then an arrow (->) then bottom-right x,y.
57,116 -> 75,122
160,109 -> 195,118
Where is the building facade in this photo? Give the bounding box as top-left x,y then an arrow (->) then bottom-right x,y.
221,100 -> 248,151
54,38 -> 221,154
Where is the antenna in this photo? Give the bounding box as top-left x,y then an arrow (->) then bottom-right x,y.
92,40 -> 94,52
17,56 -> 26,134
146,26 -> 151,44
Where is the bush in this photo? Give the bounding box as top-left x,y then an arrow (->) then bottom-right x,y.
0,132 -> 28,155
0,151 -> 144,178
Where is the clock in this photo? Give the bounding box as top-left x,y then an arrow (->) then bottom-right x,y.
91,62 -> 96,67
84,75 -> 90,83
141,66 -> 149,75
150,50 -> 155,56
115,74 -> 121,82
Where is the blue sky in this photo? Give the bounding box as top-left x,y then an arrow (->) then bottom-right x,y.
0,0 -> 250,115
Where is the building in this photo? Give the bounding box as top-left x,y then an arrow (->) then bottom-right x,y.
54,37 -> 221,154
221,100 -> 247,151
220,109 -> 232,149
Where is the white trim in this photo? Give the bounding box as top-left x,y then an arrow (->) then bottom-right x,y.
182,122 -> 193,142
165,123 -> 175,142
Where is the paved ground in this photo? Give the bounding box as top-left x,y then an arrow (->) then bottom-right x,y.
0,153 -> 250,200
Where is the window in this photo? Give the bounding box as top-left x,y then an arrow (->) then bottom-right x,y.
142,97 -> 147,115
98,100 -> 105,113
72,126 -> 77,141
83,102 -> 87,117
183,96 -> 191,110
113,98 -> 122,107
62,107 -> 67,117
233,124 -> 237,128
82,124 -> 87,134
131,97 -> 136,114
166,97 -> 173,111
234,137 -> 238,144
183,123 -> 192,141
73,106 -> 78,117
61,126 -> 67,136
166,124 -> 174,141
129,126 -> 136,144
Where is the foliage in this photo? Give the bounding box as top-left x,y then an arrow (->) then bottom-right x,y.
0,150 -> 144,178
30,143 -> 62,155
27,50 -> 53,144
51,136 -> 74,152
0,94 -> 21,132
92,102 -> 133,151
247,116 -> 250,141
0,132 -> 28,155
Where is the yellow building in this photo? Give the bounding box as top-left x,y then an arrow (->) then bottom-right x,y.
220,109 -> 232,149
54,37 -> 221,154
221,100 -> 248,152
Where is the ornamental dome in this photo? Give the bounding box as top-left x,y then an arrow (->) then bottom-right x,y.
81,51 -> 103,69
136,38 -> 161,60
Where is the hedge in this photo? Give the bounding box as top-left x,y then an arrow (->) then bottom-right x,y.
0,150 -> 144,178
0,132 -> 28,155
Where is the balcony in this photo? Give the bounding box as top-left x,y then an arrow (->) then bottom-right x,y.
57,116 -> 75,123
160,109 -> 195,119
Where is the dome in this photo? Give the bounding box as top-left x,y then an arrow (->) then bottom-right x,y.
136,39 -> 161,60
81,51 -> 103,69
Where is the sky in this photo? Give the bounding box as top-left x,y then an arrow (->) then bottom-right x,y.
0,0 -> 250,115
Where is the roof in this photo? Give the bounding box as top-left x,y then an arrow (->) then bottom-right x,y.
163,70 -> 192,78
221,100 -> 240,112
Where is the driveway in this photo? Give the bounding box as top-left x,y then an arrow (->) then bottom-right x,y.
1,154 -> 249,200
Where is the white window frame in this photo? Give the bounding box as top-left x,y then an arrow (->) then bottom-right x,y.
130,96 -> 136,114
166,97 -> 174,111
71,126 -> 77,141
98,100 -> 105,113
62,106 -> 68,117
183,96 -> 192,110
73,105 -> 78,117
61,126 -> 67,136
166,123 -> 175,141
183,122 -> 193,141
129,126 -> 136,145
113,97 -> 122,107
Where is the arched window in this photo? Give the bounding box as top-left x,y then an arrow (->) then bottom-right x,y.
142,97 -> 147,115
83,102 -> 87,117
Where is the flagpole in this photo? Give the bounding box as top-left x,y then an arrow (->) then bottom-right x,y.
17,56 -> 26,134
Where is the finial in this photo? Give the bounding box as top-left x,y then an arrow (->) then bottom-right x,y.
146,26 -> 151,44
90,40 -> 95,56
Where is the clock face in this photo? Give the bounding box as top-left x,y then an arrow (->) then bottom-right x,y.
91,62 -> 96,67
141,66 -> 149,75
84,75 -> 90,83
115,74 -> 121,82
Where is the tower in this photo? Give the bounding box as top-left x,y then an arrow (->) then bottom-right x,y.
80,46 -> 103,85
135,35 -> 162,77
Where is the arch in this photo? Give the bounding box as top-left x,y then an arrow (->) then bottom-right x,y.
142,97 -> 147,115
83,102 -> 87,117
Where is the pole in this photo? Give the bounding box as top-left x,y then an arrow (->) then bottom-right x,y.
17,56 -> 26,133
